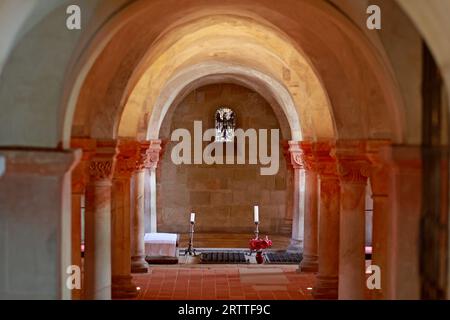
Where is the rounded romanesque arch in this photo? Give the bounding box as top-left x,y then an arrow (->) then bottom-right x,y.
145,62 -> 299,141
2,0 -> 450,301
0,0 -> 437,149
66,0 -> 405,147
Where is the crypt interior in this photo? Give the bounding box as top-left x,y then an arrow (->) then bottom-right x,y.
0,0 -> 449,300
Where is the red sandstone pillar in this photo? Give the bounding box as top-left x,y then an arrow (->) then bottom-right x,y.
313,142 -> 340,299
84,140 -> 117,300
131,142 -> 151,273
71,177 -> 84,300
366,140 -> 392,300
298,141 -> 319,272
111,140 -> 139,298
382,146 -> 422,300
70,138 -> 96,300
336,140 -> 370,300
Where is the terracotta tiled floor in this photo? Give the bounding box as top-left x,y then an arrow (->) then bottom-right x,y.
132,265 -> 315,300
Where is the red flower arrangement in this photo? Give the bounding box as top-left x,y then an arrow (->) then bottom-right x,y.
249,236 -> 273,264
249,236 -> 273,251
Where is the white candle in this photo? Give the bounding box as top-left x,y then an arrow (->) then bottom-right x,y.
254,206 -> 259,223
190,212 -> 196,223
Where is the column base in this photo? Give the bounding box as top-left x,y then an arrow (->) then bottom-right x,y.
84,285 -> 112,300
298,254 -> 318,273
131,256 -> 148,273
112,275 -> 139,299
286,239 -> 303,253
313,276 -> 338,300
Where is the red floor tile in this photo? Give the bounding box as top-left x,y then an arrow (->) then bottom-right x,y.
132,265 -> 314,300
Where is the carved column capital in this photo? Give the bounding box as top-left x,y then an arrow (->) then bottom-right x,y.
337,160 -> 371,184
135,142 -> 150,171
300,141 -> 317,172
114,140 -> 139,179
288,140 -> 317,172
335,140 -> 370,184
136,140 -> 162,170
313,141 -> 338,178
71,138 -> 97,193
147,140 -> 162,169
288,141 -> 304,170
88,140 -> 118,182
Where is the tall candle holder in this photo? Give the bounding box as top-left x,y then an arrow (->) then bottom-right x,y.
248,221 -> 260,256
185,221 -> 197,256
254,221 -> 260,240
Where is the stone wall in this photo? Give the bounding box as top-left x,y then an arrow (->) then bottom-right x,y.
157,84 -> 291,234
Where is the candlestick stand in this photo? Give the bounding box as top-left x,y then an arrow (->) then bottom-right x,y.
185,221 -> 197,256
254,221 -> 260,240
248,221 -> 260,256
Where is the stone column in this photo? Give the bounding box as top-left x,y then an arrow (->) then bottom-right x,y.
287,141 -> 304,252
70,138 -> 96,300
147,140 -> 162,234
280,140 -> 294,235
84,140 -> 117,300
0,148 -> 80,299
70,182 -> 83,300
298,141 -> 319,272
382,146 -> 422,300
366,140 -> 391,300
312,141 -> 340,299
336,140 -> 370,300
111,140 -> 139,298
131,142 -> 151,273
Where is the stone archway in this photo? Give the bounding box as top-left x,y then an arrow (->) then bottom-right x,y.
65,0 -> 410,300
145,63 -> 299,141
156,83 -> 292,237
141,68 -> 301,240
67,0 -> 406,147
3,0 -> 442,300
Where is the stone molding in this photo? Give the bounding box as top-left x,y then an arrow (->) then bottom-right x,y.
147,140 -> 162,169
335,140 -> 371,184
337,159 -> 370,184
70,138 -> 163,182
71,138 -> 97,192
0,147 -> 81,176
137,140 -> 162,170
288,141 -> 303,170
313,141 -> 338,178
136,141 -> 150,171
300,141 -> 316,172
288,140 -> 317,172
114,140 -> 140,179
88,140 -> 118,181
